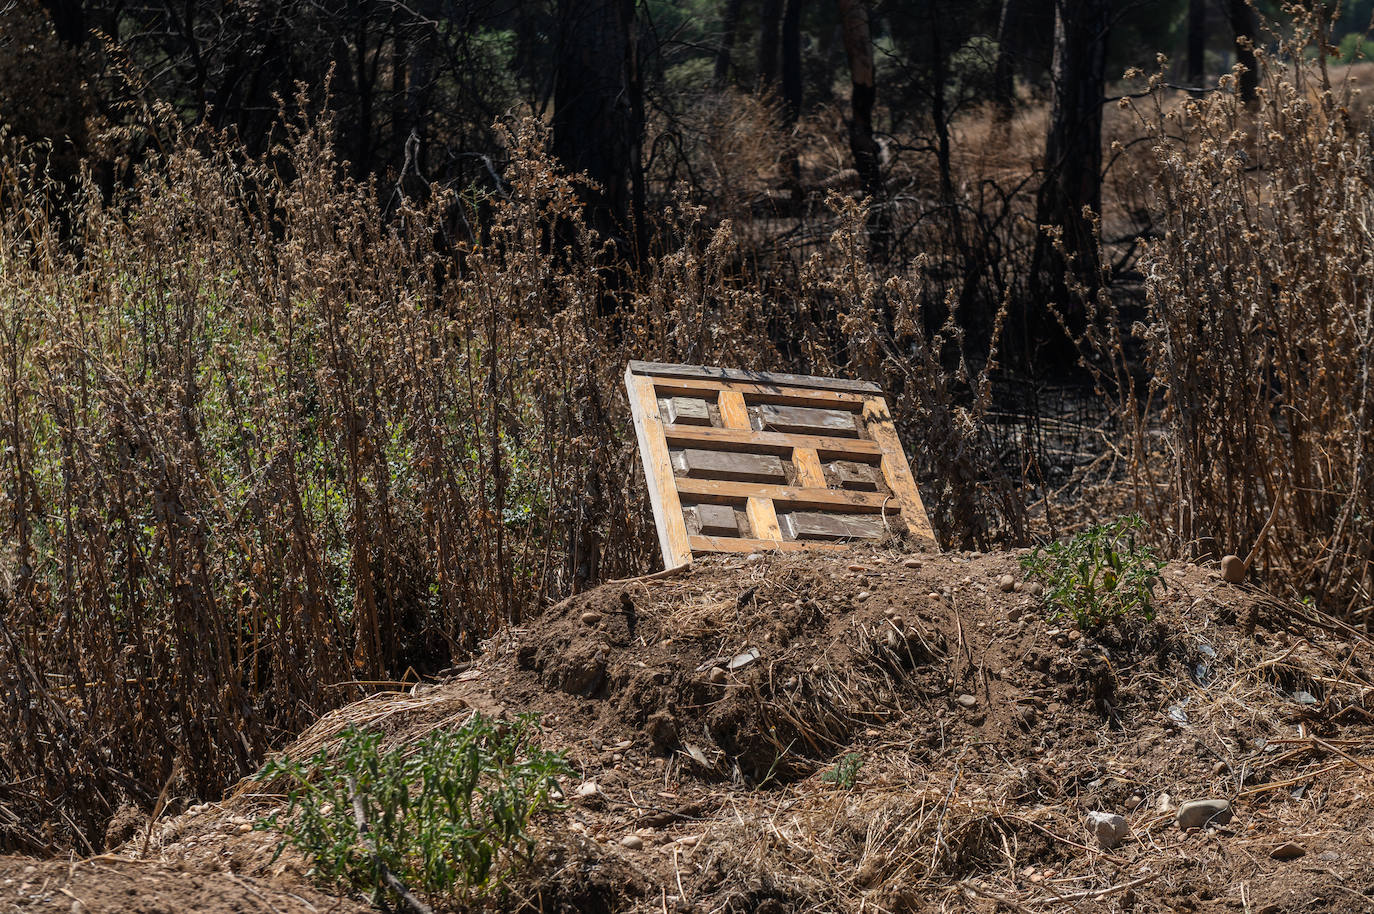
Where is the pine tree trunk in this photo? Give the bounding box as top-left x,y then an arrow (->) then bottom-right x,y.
553,0 -> 645,268
836,0 -> 886,260
1226,0 -> 1259,103
1029,0 -> 1110,341
713,0 -> 745,88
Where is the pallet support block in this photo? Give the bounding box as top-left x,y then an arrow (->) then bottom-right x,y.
626,361 -> 934,567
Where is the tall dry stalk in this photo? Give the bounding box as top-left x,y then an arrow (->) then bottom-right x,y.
1119,44 -> 1374,613
0,107 -> 1020,851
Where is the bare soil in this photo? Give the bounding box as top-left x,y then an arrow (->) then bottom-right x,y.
7,545 -> 1374,913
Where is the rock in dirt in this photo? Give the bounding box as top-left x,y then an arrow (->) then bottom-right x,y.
1269,841 -> 1307,860
1086,811 -> 1128,849
621,835 -> 644,850
581,611 -> 603,626
903,558 -> 922,569
1025,581 -> 1044,597
728,648 -> 761,671
956,694 -> 978,709
709,667 -> 727,684
646,711 -> 680,753
1175,798 -> 1233,830
1221,554 -> 1246,583
998,574 -> 1016,592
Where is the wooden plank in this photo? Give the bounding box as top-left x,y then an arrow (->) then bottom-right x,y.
831,460 -> 881,491
861,397 -> 935,543
652,377 -> 867,410
688,535 -> 853,554
792,447 -> 827,487
693,502 -> 739,537
779,511 -> 891,541
628,360 -> 881,394
664,396 -> 711,426
753,403 -> 860,437
675,477 -> 897,512
662,424 -> 882,459
626,369 -> 694,568
746,496 -> 782,541
717,389 -> 751,429
673,448 -> 787,483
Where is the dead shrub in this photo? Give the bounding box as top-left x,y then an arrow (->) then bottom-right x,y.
0,106 -> 1019,850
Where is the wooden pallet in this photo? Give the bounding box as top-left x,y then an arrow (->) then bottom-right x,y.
626,361 -> 934,568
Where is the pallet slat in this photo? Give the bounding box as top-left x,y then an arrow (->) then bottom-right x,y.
675,477 -> 898,511
661,424 -> 883,459
688,535 -> 853,554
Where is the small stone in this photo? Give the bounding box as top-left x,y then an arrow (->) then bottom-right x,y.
1014,581 -> 1024,593
848,563 -> 868,572
746,553 -> 764,564
928,592 -> 942,601
621,835 -> 644,850
1126,794 -> 1143,809
576,781 -> 600,798
1175,798 -> 1233,830
1221,554 -> 1246,583
1212,760 -> 1227,775
581,611 -> 602,626
857,591 -> 871,602
1007,606 -> 1024,623
1086,811 -> 1128,849
237,823 -> 252,834
903,559 -> 922,569
956,694 -> 978,709
1025,581 -> 1044,597
709,667 -> 727,684
1270,841 -> 1306,860
998,574 -> 1016,592
889,615 -> 904,629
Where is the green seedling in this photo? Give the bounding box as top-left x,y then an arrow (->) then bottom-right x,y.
254,713 -> 570,908
1019,515 -> 1165,631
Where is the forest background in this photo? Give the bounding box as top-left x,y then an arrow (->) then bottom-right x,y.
3,0 -> 1374,856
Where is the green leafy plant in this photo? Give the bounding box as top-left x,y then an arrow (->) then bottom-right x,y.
254,713 -> 570,907
1019,516 -> 1165,630
821,752 -> 865,789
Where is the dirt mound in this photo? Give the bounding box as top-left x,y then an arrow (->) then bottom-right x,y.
12,546 -> 1374,913
0,855 -> 370,914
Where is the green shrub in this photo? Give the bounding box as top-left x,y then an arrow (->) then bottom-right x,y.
254,713 -> 570,907
1019,516 -> 1165,630
820,752 -> 865,789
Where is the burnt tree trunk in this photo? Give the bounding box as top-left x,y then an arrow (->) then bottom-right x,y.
760,0 -> 783,87
37,0 -> 85,44
714,0 -> 745,88
1029,0 -> 1109,352
553,0 -> 645,269
1226,0 -> 1259,103
782,0 -> 803,203
992,0 -> 1029,123
837,0 -> 886,260
781,0 -> 803,121
1187,0 -> 1206,90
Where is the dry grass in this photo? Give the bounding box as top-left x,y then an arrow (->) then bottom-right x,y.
1090,47 -> 1374,616
0,106 -> 1020,852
